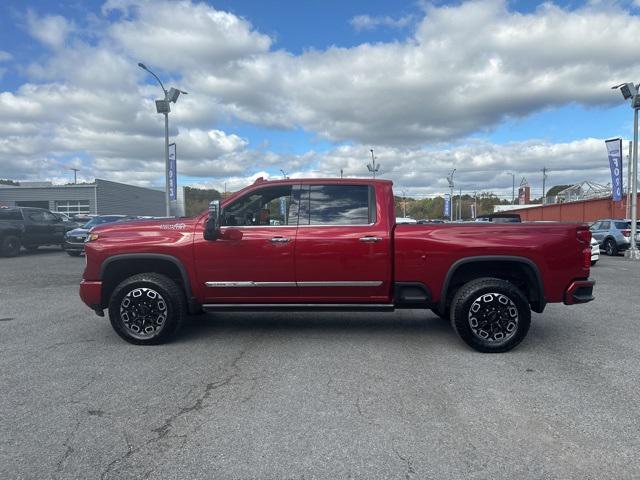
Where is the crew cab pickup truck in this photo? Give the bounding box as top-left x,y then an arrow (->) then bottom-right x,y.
79,178 -> 595,352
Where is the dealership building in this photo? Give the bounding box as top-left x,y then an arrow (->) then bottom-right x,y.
0,179 -> 179,217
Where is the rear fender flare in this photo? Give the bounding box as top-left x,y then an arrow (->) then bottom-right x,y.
439,255 -> 545,313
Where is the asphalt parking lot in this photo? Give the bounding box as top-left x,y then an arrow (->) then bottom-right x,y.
1,249 -> 639,480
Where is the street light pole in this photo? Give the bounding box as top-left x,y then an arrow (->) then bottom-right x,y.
629,107 -> 639,259
138,62 -> 187,217
612,82 -> 640,260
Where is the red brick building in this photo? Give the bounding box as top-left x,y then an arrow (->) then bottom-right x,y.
514,194 -> 640,222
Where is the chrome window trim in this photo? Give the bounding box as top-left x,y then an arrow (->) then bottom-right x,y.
297,281 -> 383,287
206,281 -> 383,288
205,281 -> 297,288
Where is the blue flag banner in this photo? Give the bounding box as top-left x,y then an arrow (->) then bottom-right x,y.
605,138 -> 623,202
444,194 -> 451,218
168,143 -> 177,201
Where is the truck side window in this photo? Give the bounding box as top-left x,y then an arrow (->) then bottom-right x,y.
305,185 -> 374,225
222,185 -> 297,227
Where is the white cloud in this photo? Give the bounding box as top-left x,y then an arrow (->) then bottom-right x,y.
0,51 -> 12,62
104,0 -> 272,71
25,10 -> 75,49
0,0 -> 637,195
350,14 -> 415,32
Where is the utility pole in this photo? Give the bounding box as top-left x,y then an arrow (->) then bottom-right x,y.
69,168 -> 79,185
340,168 -> 343,179
473,191 -> 478,219
508,172 -> 515,205
401,190 -> 407,217
542,167 -> 548,204
458,187 -> 462,220
446,169 -> 456,222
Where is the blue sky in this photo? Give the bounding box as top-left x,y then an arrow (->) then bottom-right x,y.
0,0 -> 638,196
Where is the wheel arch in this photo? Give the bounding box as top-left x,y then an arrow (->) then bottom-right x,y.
99,254 -> 200,313
440,256 -> 546,314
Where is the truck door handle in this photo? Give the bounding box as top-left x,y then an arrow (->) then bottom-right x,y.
359,236 -> 382,243
270,236 -> 291,243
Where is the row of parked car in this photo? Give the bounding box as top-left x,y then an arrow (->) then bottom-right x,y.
0,206 -> 147,257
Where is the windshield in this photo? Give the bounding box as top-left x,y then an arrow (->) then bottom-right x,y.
83,216 -> 126,229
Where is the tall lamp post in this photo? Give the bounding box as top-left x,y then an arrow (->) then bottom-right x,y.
138,62 -> 188,217
367,149 -> 380,178
612,83 -> 639,260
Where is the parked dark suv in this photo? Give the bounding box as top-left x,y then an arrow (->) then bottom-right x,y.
0,207 -> 76,257
590,219 -> 640,256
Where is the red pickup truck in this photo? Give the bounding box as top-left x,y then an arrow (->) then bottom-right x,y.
79,178 -> 594,352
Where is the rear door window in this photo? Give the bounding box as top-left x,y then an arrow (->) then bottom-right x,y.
600,221 -> 610,230
301,184 -> 375,225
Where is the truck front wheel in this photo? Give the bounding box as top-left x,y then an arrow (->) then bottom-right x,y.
450,278 -> 531,353
108,273 -> 186,345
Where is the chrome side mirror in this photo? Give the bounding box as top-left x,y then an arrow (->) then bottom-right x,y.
204,200 -> 220,241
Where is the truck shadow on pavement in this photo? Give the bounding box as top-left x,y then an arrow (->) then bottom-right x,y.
175,311 -> 464,346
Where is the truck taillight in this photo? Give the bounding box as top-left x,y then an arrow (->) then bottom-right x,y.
577,227 -> 591,271
576,228 -> 591,245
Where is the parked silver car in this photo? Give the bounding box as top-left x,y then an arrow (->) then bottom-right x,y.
590,219 -> 640,256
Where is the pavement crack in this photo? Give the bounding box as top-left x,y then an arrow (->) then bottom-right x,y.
393,445 -> 417,480
53,419 -> 81,480
100,429 -> 140,480
150,343 -> 252,439
45,338 -> 96,350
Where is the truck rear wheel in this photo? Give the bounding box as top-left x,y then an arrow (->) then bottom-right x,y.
1,235 -> 21,257
450,278 -> 531,353
108,273 -> 185,345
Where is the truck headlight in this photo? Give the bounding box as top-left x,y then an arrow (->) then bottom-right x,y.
85,233 -> 99,243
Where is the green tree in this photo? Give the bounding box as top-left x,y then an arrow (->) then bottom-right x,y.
184,186 -> 222,216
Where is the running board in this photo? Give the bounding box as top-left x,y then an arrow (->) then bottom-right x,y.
202,303 -> 395,312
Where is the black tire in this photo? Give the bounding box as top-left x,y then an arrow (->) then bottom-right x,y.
605,238 -> 618,256
24,244 -> 39,251
108,273 -> 186,345
590,260 -> 597,266
67,251 -> 82,257
1,235 -> 21,257
450,277 -> 531,353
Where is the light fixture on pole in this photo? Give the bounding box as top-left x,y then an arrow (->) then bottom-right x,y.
367,149 -> 380,178
138,62 -> 188,217
612,82 -> 640,260
446,169 -> 456,221
280,169 -> 289,179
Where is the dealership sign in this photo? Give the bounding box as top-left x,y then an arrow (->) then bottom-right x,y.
168,143 -> 177,201
444,194 -> 451,217
605,138 -> 623,202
